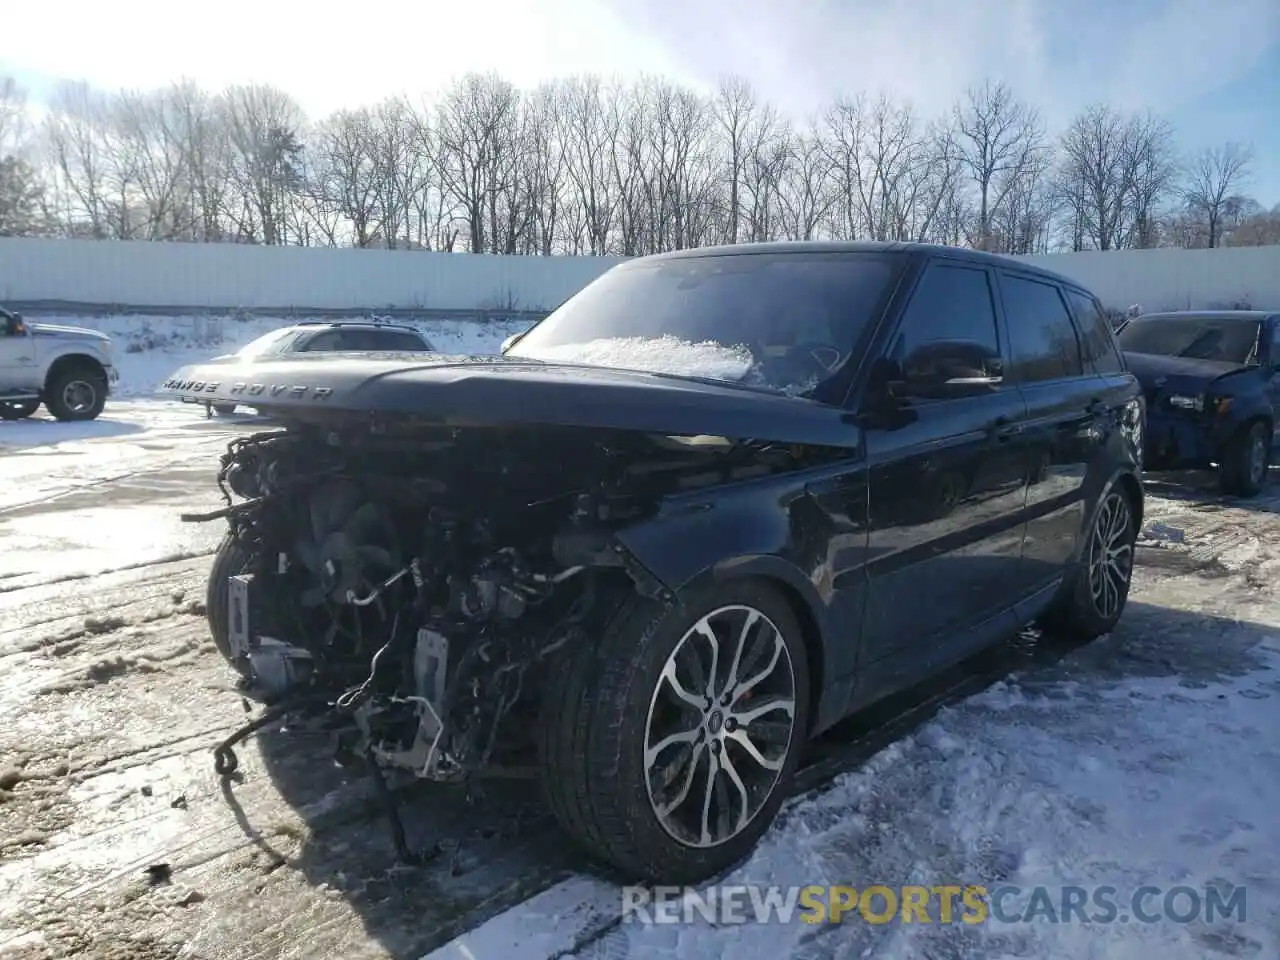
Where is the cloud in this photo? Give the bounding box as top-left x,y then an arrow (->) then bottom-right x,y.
2,0 -> 1276,137
0,0 -> 701,116
599,0 -> 1280,129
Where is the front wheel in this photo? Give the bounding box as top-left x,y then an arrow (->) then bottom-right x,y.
206,533 -> 254,678
0,399 -> 40,420
538,579 -> 810,884
1219,420 -> 1269,497
44,366 -> 107,421
1040,484 -> 1138,642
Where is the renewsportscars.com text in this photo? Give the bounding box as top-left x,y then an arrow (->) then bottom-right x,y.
621,883 -> 1247,926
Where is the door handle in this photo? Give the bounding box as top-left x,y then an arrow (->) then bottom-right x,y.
990,415 -> 1023,440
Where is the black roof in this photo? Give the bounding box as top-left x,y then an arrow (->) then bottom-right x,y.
632,240 -> 1083,290
292,319 -> 423,333
1134,310 -> 1278,322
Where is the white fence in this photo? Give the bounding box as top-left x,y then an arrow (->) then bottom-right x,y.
0,237 -> 626,315
1013,246 -> 1280,312
0,237 -> 1277,315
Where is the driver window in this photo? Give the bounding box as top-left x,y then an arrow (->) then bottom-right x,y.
886,264 -> 1002,401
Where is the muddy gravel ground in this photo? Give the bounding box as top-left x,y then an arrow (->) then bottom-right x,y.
2,414 -> 1279,960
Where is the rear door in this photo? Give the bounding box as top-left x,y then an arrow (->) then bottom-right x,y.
858,259 -> 1030,690
996,271 -> 1107,592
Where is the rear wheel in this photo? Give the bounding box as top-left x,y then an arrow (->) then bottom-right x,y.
206,533 -> 254,677
1040,484 -> 1137,642
538,578 -> 810,884
44,365 -> 107,421
0,399 -> 40,420
1219,420 -> 1269,497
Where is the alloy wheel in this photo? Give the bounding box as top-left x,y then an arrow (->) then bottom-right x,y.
1087,491 -> 1134,620
643,604 -> 797,849
1249,427 -> 1268,487
61,380 -> 97,414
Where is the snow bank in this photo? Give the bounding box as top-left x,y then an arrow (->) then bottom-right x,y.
19,312 -> 532,399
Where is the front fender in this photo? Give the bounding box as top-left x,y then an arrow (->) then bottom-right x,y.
612,473 -> 839,684
42,343 -> 111,376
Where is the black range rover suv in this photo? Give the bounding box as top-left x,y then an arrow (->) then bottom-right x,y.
165,242 -> 1144,884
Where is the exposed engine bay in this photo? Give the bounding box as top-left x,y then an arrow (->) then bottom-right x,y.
187,418 -> 821,790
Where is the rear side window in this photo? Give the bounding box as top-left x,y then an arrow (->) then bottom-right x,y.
1064,288 -> 1124,374
298,330 -> 344,351
1000,275 -> 1085,383
361,329 -> 430,351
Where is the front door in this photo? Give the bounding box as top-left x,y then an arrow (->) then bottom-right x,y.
0,316 -> 37,392
858,261 -> 1030,695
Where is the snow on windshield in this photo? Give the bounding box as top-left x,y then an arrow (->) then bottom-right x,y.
525,335 -> 760,383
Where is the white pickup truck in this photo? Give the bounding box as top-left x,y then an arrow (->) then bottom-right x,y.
0,308 -> 119,421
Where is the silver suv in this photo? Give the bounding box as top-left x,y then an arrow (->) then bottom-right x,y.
0,309 -> 118,421
181,319 -> 436,416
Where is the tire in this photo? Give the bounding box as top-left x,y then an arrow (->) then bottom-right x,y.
211,403 -> 238,416
1040,482 -> 1138,642
206,532 -> 254,678
0,399 -> 40,420
44,365 -> 107,421
1218,419 -> 1269,498
538,578 -> 811,884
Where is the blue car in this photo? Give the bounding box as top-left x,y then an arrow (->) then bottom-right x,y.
1117,309 -> 1280,496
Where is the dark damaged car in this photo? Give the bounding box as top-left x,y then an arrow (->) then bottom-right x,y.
1118,310 -> 1280,496
161,242 -> 1145,884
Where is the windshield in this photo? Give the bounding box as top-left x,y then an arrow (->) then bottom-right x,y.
1117,316 -> 1260,364
508,252 -> 902,396
236,327 -> 296,359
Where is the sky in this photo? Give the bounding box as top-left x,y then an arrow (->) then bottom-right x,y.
1,0 -> 1277,205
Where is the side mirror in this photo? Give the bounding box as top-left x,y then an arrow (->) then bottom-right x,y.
5,314 -> 24,336
900,339 -> 1003,399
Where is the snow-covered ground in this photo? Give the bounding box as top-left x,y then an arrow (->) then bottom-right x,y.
1,322 -> 1277,959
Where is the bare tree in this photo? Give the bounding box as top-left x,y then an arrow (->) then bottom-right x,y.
434,73 -> 523,253
1226,203 -> 1280,247
953,80 -> 1045,251
0,69 -> 1273,254
220,84 -> 306,244
0,77 -> 45,235
0,76 -> 30,158
561,76 -> 618,254
1183,141 -> 1254,248
1122,112 -> 1177,249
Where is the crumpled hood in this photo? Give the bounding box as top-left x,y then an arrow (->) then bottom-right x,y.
1122,351 -> 1250,394
159,352 -> 859,447
29,322 -> 113,344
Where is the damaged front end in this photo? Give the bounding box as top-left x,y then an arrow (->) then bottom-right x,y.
186,415 -> 808,802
